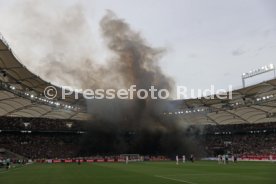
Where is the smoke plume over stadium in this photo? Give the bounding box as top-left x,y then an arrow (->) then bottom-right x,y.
1,1 -> 204,156
82,12 -> 204,156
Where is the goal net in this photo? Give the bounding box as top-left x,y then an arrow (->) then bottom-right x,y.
120,154 -> 143,162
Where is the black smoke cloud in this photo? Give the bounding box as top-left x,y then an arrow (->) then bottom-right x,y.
81,99 -> 204,156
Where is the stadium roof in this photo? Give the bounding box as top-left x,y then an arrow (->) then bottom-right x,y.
167,79 -> 276,125
1,34 -> 276,124
0,35 -> 89,120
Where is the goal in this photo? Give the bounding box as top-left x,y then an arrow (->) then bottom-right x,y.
120,154 -> 143,162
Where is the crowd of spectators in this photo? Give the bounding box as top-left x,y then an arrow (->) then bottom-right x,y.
203,123 -> 276,156
0,116 -> 276,159
0,133 -> 80,159
204,133 -> 276,155
204,122 -> 276,134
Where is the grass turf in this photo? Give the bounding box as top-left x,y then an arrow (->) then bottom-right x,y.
0,161 -> 275,184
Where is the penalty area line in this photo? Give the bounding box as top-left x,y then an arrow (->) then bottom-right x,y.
155,175 -> 198,184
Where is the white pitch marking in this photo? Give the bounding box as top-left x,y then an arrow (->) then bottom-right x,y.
155,175 -> 198,184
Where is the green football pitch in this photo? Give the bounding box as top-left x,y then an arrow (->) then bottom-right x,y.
0,161 -> 275,184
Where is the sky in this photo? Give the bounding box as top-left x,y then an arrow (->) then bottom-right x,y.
0,0 -> 276,96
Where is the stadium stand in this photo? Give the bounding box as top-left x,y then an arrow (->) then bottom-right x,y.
0,34 -> 276,161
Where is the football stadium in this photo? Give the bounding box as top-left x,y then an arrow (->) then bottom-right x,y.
0,1 -> 276,184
